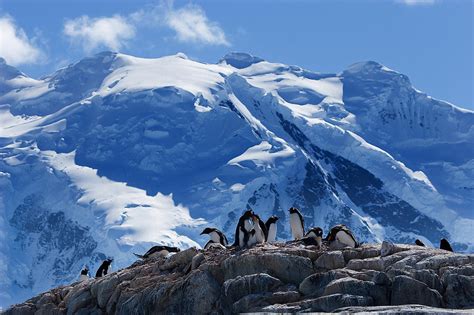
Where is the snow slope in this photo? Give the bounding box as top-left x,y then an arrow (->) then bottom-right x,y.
0,51 -> 472,308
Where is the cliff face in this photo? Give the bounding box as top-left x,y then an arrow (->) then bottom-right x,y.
4,242 -> 474,314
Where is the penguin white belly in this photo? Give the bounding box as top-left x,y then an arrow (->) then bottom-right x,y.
267,224 -> 277,243
290,213 -> 304,239
209,232 -> 221,244
244,219 -> 253,232
336,231 -> 356,248
79,274 -> 89,281
248,230 -> 257,246
255,227 -> 265,243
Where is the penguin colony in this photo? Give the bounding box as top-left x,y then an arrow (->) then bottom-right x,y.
83,207 -> 455,280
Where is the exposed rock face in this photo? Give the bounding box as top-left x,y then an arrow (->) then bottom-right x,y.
4,243 -> 474,314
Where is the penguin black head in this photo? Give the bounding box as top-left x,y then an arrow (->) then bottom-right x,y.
242,209 -> 254,218
81,267 -> 89,275
200,227 -> 217,235
266,215 -> 279,225
305,227 -> 323,238
105,258 -> 113,265
415,239 -> 425,247
440,238 -> 453,252
289,207 -> 300,214
167,246 -> 180,253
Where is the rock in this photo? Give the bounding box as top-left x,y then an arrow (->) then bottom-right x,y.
64,287 -> 93,315
413,269 -> 443,293
346,257 -> 383,271
232,293 -> 271,313
343,246 -> 380,262
223,273 -> 282,303
391,275 -> 443,307
444,274 -> 474,308
96,274 -> 120,308
191,252 -> 205,270
372,272 -> 391,286
380,241 -> 412,257
303,294 -> 374,312
323,277 -> 389,305
314,251 -> 345,269
416,254 -> 470,271
160,247 -> 198,271
223,252 -> 314,284
335,305 -> 474,314
299,270 -> 351,297
3,304 -> 36,315
4,243 -> 473,314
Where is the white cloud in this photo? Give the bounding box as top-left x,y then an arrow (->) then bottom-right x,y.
0,16 -> 42,65
63,15 -> 135,52
164,4 -> 230,46
397,0 -> 436,5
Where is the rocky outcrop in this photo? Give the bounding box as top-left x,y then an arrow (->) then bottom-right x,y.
4,242 -> 474,314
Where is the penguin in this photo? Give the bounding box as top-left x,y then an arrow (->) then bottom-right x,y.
95,259 -> 113,278
248,214 -> 267,246
303,227 -> 324,248
203,240 -> 226,250
415,239 -> 426,247
265,215 -> 279,243
79,267 -> 89,281
440,238 -> 453,252
232,210 -> 255,247
134,245 -> 180,259
325,224 -> 359,249
200,227 -> 228,247
289,207 -> 304,240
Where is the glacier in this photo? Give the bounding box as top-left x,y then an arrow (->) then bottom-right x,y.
0,52 -> 472,308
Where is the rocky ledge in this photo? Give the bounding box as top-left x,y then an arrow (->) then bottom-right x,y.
4,242 -> 474,314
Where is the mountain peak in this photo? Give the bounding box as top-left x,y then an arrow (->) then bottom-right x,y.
220,52 -> 264,69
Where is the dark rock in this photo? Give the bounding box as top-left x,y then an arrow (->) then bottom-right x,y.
223,252 -> 314,284
299,269 -> 351,297
392,275 -> 443,307
444,274 -> 474,308
314,251 -> 345,269
223,273 -> 282,303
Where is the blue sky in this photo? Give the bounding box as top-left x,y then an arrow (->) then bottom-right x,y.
1,0 -> 472,109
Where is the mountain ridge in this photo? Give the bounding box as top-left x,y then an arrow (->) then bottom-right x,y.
0,51 -> 472,308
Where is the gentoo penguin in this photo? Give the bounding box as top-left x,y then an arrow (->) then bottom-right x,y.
326,224 -> 359,249
248,214 -> 268,246
200,227 -> 229,247
265,215 -> 279,243
134,245 -> 180,259
232,210 -> 255,247
95,259 -> 113,278
303,227 -> 324,248
79,267 -> 89,281
440,238 -> 453,252
415,239 -> 426,247
289,207 -> 304,240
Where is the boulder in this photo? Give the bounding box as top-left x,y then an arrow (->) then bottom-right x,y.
96,274 -> 120,308
346,257 -> 383,271
223,273 -> 282,303
302,294 -> 374,312
444,274 -> 474,308
223,253 -> 314,284
314,251 -> 345,270
299,270 -> 351,297
391,275 -> 443,307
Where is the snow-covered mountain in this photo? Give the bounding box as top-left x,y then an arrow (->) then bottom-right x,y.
0,52 -> 472,307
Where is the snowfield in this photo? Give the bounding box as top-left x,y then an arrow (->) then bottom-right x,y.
0,52 -> 473,308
